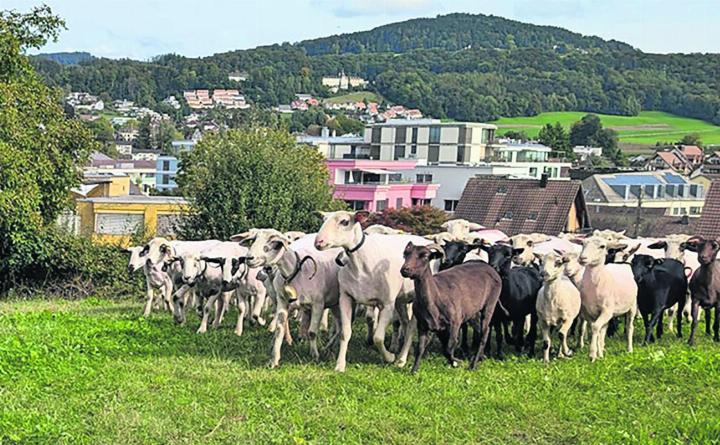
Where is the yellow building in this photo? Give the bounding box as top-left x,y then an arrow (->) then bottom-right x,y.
69,173 -> 188,246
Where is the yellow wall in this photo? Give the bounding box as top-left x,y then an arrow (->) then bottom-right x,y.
77,200 -> 186,247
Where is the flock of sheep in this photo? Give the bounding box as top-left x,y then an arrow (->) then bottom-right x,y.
126,211 -> 720,373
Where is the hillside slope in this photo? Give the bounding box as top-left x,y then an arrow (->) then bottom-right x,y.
298,12 -> 635,55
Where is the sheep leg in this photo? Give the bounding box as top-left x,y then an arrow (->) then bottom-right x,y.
396,315 -> 416,368
676,299 -> 684,338
494,320 -> 505,360
688,299 -> 701,346
575,316 -> 586,350
198,292 -> 220,334
626,307 -> 636,353
714,306 -> 720,342
666,304 -> 677,334
162,279 -> 173,313
373,305 -> 396,364
270,305 -> 287,368
334,293 -> 354,372
365,307 -> 377,347
251,287 -> 267,326
411,328 -> 431,374
539,319 -> 551,363
320,308 -> 330,333
589,311 -> 613,362
230,293 -> 244,336
213,291 -> 231,329
323,306 -> 342,354
656,311 -> 664,340
559,317 -> 574,357
512,318 -> 523,353
470,307 -> 493,369
308,302 -> 325,360
645,309 -> 663,344
641,312 -> 651,343
172,285 -> 191,325
706,308 -> 712,336
142,281 -> 155,317
526,312 -> 538,357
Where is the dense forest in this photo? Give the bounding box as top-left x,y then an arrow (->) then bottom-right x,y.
31,13 -> 720,125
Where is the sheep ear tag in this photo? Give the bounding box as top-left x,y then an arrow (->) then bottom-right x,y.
284,284 -> 298,301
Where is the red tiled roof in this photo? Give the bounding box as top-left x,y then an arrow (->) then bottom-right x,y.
656,151 -> 683,167
696,180 -> 720,239
454,176 -> 589,236
681,145 -> 703,157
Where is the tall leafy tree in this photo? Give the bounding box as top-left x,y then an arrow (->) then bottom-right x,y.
135,115 -> 153,150
0,6 -> 94,280
537,122 -> 571,158
176,128 -> 344,238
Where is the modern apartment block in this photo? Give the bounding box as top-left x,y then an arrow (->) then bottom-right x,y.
362,119 -> 498,164
155,155 -> 180,192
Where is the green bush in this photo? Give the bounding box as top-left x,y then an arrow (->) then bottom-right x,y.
3,227 -> 143,299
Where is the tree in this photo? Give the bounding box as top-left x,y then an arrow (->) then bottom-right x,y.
135,115 -> 153,150
364,206 -> 448,235
678,133 -> 702,147
502,130 -> 529,141
1,6 -> 94,283
537,122 -> 571,158
176,128 -> 344,239
569,114 -> 602,147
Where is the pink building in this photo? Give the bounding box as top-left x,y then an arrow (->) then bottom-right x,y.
326,159 -> 439,211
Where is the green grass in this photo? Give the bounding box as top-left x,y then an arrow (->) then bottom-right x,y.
2,298 -> 720,444
323,91 -> 381,104
493,111 -> 720,146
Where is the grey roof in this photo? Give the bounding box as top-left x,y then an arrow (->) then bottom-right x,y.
79,195 -> 188,205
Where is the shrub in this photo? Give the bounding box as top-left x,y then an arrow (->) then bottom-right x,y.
364,206 -> 448,235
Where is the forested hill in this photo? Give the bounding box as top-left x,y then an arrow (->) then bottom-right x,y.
298,13 -> 634,55
34,51 -> 94,65
30,13 -> 720,126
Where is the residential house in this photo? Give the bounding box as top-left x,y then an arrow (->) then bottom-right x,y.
212,89 -> 250,109
114,139 -> 133,156
155,155 -> 180,192
583,170 -> 705,217
71,173 -> 187,246
573,145 -> 603,161
701,151 -> 720,174
228,71 -> 248,82
162,96 -> 181,110
696,180 -> 720,239
321,71 -> 368,93
86,152 -> 156,193
454,175 -> 590,236
647,146 -> 702,173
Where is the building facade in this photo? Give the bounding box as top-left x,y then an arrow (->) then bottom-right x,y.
155,155 -> 180,192
583,170 -> 705,217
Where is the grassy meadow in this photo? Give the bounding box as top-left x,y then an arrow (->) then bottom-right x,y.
493,111 -> 720,147
323,91 -> 381,104
2,298 -> 720,444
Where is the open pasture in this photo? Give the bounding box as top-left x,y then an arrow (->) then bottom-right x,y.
2,298 -> 720,444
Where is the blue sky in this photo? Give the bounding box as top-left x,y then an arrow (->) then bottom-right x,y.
5,0 -> 719,59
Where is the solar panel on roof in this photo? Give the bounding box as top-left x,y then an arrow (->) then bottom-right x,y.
603,175 -> 661,186
663,173 -> 686,184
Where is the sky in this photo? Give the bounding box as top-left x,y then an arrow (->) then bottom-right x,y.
4,0 -> 719,59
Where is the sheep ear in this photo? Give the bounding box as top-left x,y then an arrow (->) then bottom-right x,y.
512,248 -> 525,256
628,243 -> 641,256
440,221 -> 450,229
533,252 -> 543,262
427,243 -> 445,261
316,211 -> 332,219
404,241 -> 415,254
608,242 -> 627,250
647,241 -> 667,250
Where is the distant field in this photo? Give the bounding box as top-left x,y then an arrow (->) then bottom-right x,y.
323,91 -> 381,104
493,111 -> 720,146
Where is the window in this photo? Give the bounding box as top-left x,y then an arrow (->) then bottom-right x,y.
412,198 -> 431,206
497,186 -> 508,194
369,145 -> 380,160
344,170 -> 361,184
162,174 -> 170,185
456,146 -> 465,163
95,213 -> 143,235
416,174 -> 433,183
394,145 -> 405,160
411,127 -> 418,143
345,200 -> 366,210
428,145 -> 440,163
394,128 -> 406,143
690,206 -> 702,215
410,144 -> 417,156
502,211 -> 513,220
444,200 -> 459,212
376,199 -> 388,212
527,212 -> 538,221
429,126 -> 441,144
371,127 -> 381,143
395,198 -> 403,209
458,126 -> 472,144
529,167 -> 538,177
162,160 -> 170,171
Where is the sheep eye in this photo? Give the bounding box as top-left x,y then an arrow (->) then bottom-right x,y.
263,246 -> 269,252
340,219 -> 350,227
